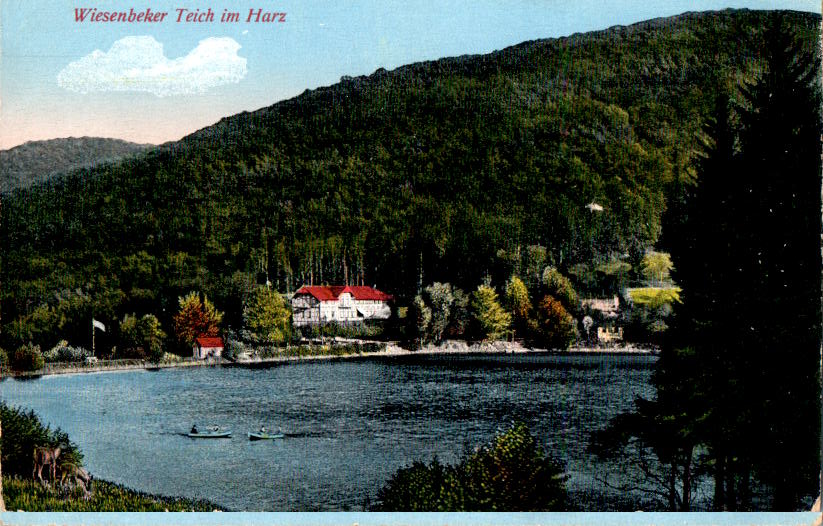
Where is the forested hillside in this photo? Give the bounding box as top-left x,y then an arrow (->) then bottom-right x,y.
0,137 -> 151,193
1,9 -> 819,350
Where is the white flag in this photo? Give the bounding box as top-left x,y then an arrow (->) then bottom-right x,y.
92,319 -> 106,332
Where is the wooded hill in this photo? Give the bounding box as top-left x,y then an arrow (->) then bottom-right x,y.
0,137 -> 151,193
2,9 -> 819,348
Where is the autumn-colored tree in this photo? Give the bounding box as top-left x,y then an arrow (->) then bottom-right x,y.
534,295 -> 577,350
173,292 -> 223,347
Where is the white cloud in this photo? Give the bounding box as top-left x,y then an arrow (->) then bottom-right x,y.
57,36 -> 247,97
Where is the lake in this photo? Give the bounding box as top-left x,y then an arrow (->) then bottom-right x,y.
0,352 -> 656,511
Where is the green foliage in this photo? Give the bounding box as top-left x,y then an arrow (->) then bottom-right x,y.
43,341 -> 90,363
243,287 -> 291,344
423,283 -> 454,343
470,285 -> 511,341
624,287 -> 680,341
640,251 -> 674,286
413,295 -> 432,342
412,283 -> 467,343
3,477 -> 222,512
627,287 -> 681,310
505,275 -> 532,338
0,402 -> 83,479
376,422 -> 566,511
271,342 -> 385,358
119,314 -> 166,362
448,288 -> 471,338
505,276 -> 531,319
541,268 -> 578,312
0,347 -> 7,368
300,321 -> 385,340
172,292 -> 222,348
11,343 -> 44,371
533,296 -> 577,350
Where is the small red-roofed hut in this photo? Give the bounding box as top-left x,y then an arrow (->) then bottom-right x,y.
193,336 -> 224,360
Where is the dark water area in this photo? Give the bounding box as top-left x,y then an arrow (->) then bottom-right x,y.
0,353 -> 656,511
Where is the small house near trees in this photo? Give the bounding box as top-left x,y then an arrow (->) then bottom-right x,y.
581,295 -> 623,343
291,285 -> 393,327
193,337 -> 224,360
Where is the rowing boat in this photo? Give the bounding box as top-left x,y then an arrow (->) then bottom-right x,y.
248,431 -> 284,440
187,431 -> 232,438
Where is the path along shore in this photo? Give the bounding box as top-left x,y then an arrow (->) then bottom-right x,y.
0,340 -> 658,379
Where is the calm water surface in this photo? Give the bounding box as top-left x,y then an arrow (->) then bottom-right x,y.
0,353 -> 655,511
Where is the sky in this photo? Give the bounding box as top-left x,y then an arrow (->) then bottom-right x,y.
0,0 -> 820,149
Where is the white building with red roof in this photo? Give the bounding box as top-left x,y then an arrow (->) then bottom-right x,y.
193,336 -> 224,360
291,285 -> 393,327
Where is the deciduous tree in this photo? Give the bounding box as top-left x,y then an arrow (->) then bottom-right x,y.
243,287 -> 291,344
470,285 -> 511,341
172,292 -> 223,348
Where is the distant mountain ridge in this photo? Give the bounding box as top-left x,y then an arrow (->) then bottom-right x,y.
0,137 -> 152,193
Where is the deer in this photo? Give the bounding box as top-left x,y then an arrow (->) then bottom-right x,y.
59,461 -> 92,498
32,446 -> 61,485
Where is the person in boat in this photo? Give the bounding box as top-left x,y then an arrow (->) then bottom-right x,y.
191,424 -> 198,434
260,425 -> 267,434
212,425 -> 219,432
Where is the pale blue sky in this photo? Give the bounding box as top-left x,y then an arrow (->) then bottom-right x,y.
0,0 -> 820,149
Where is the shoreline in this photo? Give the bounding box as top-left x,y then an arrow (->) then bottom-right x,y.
0,341 -> 658,380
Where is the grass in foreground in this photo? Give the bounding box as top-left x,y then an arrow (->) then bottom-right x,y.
3,476 -> 225,512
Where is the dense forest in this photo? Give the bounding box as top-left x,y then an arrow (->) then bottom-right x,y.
0,137 -> 150,193
1,9 -> 819,346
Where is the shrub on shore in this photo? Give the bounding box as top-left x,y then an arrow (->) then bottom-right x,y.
43,340 -> 91,363
11,343 -> 44,371
375,422 -> 566,511
268,342 -> 386,358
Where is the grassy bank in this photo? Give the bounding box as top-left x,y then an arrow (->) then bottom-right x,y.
2,476 -> 225,512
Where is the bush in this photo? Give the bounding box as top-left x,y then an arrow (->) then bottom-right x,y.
301,322 -> 385,340
44,340 -> 91,363
12,343 -> 45,371
0,347 -> 8,368
222,330 -> 251,361
159,352 -> 183,364
376,422 -> 566,511
119,314 -> 166,363
0,402 -> 83,479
